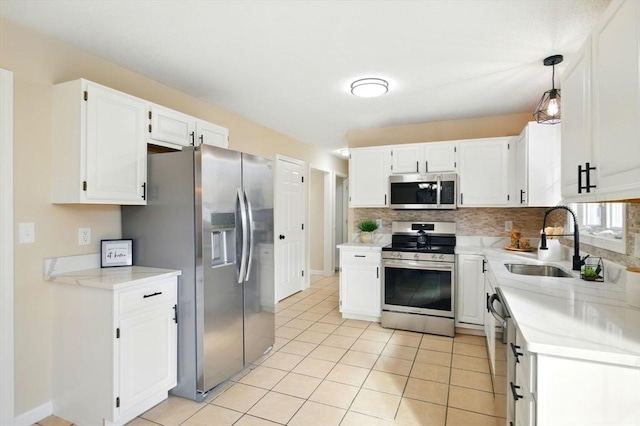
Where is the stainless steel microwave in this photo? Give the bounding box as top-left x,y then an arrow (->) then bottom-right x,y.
389,173 -> 457,209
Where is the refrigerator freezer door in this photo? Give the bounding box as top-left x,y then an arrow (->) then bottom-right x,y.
198,145 -> 244,393
242,153 -> 275,366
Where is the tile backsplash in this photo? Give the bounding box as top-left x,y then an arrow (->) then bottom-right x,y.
354,207 -> 562,238
354,204 -> 640,267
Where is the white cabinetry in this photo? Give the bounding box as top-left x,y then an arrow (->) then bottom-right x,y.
52,271 -> 178,426
515,122 -> 561,206
561,0 -> 640,202
391,141 -> 457,174
508,320 -> 640,426
339,248 -> 381,321
458,137 -> 513,207
148,105 -> 229,150
149,104 -> 196,148
455,255 -> 485,327
349,147 -> 391,207
196,119 -> 229,148
52,79 -> 147,204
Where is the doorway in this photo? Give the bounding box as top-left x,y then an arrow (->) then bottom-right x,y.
335,175 -> 348,270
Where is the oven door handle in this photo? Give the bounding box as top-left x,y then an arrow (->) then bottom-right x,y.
488,293 -> 507,328
382,260 -> 454,271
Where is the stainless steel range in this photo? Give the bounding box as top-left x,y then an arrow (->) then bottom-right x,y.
381,221 -> 456,337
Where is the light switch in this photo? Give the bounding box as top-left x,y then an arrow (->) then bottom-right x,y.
19,222 -> 35,244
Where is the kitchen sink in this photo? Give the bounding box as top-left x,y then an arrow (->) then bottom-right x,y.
504,263 -> 573,278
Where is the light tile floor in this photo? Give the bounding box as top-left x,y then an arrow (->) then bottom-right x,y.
36,274 -> 506,426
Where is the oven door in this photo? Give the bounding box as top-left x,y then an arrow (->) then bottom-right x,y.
382,259 -> 455,318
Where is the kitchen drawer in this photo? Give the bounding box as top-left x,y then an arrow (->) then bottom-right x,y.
340,251 -> 381,264
118,278 -> 177,315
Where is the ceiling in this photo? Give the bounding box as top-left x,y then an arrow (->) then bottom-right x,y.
0,0 -> 610,154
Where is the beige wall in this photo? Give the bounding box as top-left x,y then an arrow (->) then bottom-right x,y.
309,169 -> 325,271
347,112 -> 532,147
0,18 -> 346,416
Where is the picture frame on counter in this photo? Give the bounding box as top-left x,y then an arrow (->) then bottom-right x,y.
101,239 -> 133,268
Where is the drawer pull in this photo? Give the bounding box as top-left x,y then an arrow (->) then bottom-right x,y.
510,343 -> 523,363
354,255 -> 366,258
143,291 -> 162,299
510,382 -> 523,400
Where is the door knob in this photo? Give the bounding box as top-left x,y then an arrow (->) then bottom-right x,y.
279,234 -> 286,240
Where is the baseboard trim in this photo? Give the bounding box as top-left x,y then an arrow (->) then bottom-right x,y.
310,270 -> 324,276
14,401 -> 52,426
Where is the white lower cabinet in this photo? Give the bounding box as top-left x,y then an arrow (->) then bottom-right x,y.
52,272 -> 178,426
339,248 -> 381,321
455,254 -> 485,327
509,321 -> 640,426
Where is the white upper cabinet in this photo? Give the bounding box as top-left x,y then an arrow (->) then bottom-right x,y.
148,104 -> 229,150
561,0 -> 640,202
458,137 -> 513,207
391,141 -> 457,174
349,147 -> 391,207
591,0 -> 640,200
516,122 -> 561,207
148,104 -> 196,148
196,120 -> 229,149
52,79 -> 147,205
561,37 -> 595,201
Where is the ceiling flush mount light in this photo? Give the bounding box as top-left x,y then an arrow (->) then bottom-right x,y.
534,54 -> 563,124
351,78 -> 389,98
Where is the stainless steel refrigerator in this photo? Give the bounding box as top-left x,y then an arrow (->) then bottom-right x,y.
122,145 -> 275,402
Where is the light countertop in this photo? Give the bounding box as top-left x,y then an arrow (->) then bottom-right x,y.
474,246 -> 639,368
47,265 -> 182,291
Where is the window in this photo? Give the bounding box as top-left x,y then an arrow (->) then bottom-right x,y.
568,203 -> 626,254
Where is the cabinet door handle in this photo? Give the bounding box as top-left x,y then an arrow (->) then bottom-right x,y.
354,255 -> 366,257
384,194 -> 387,205
482,259 -> 486,273
143,291 -> 162,299
460,193 -> 463,205
425,161 -> 428,173
510,382 -> 523,400
520,189 -> 525,204
510,342 -> 523,363
376,266 -> 379,279
190,131 -> 195,146
142,182 -> 146,200
199,134 -> 204,145
416,161 -> 419,173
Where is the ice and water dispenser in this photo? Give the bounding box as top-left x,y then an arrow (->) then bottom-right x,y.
210,212 -> 236,267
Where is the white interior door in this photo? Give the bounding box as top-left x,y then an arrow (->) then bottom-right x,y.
275,157 -> 305,301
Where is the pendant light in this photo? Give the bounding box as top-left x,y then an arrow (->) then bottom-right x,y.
533,54 -> 563,124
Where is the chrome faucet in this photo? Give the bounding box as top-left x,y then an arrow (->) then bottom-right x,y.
539,205 -> 587,271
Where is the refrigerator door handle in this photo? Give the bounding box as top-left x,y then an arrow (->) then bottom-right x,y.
237,187 -> 249,284
243,189 -> 255,281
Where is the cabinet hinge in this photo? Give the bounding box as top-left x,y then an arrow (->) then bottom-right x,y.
301,223 -> 304,230
83,91 -> 88,101
173,304 -> 178,324
301,270 -> 304,277
339,300 -> 342,307
82,181 -> 87,191
507,195 -> 510,201
116,328 -> 120,339
148,110 -> 152,119
391,164 -> 394,171
148,124 -> 152,133
116,397 -> 120,408
391,150 -> 394,156
301,176 -> 304,183
454,162 -> 457,168
454,147 -> 457,153
507,143 -> 510,149
349,154 -> 351,159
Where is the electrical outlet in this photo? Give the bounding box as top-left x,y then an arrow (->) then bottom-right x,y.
504,221 -> 513,232
78,228 -> 91,246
